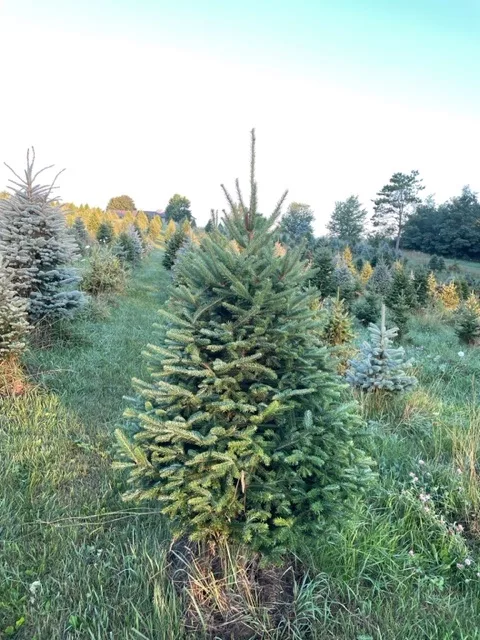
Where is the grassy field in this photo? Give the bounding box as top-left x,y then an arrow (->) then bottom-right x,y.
2,250 -> 480,638
402,249 -> 480,277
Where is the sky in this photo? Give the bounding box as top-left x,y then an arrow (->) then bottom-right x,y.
1,0 -> 480,232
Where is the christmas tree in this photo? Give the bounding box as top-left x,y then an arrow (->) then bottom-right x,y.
310,246 -> 336,298
96,220 -> 115,245
346,305 -> 417,394
0,149 -> 84,322
115,130 -> 373,556
115,226 -> 143,265
332,260 -> 357,303
455,292 -> 480,345
368,260 -> 392,297
163,227 -> 187,270
386,263 -> 417,310
72,217 -> 90,254
0,258 -> 30,360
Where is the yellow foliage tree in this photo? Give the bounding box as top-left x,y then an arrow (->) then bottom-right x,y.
438,281 -> 460,311
148,215 -> 163,240
87,208 -> 103,234
136,210 -> 150,233
427,272 -> 437,300
120,211 -> 135,232
359,261 -> 373,285
342,246 -> 356,274
465,291 -> 480,314
165,219 -> 176,241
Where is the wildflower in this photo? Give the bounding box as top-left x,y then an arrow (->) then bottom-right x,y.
419,459 -> 425,465
29,581 -> 42,595
409,549 -> 415,557
419,493 -> 431,502
455,523 -> 464,533
424,506 -> 431,513
457,468 -> 463,474
411,476 -> 419,483
476,572 -> 480,578
458,351 -> 465,358
465,558 -> 472,566
456,563 -> 465,570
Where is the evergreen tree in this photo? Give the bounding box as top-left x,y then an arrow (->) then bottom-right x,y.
279,202 -> 314,248
389,290 -> 410,338
327,195 -> 367,245
372,171 -> 424,251
72,217 -> 90,254
428,255 -> 446,272
0,258 -> 30,360
386,264 -> 417,310
310,247 -> 336,298
115,130 -> 373,555
115,226 -> 143,265
96,220 -> 115,245
346,305 -> 417,393
368,260 -> 392,297
332,260 -> 357,303
163,227 -> 187,270
342,246 -> 356,274
455,295 -> 480,345
427,271 -> 438,301
352,292 -> 381,326
0,149 -> 84,321
413,267 -> 429,307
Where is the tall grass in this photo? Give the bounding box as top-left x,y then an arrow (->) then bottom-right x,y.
2,251 -> 480,638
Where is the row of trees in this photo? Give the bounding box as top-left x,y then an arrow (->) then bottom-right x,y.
105,193 -> 195,224
280,171 -> 480,263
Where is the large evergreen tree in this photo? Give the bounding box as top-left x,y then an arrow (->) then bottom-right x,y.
372,171 -> 424,251
115,130 -> 373,556
0,258 -> 30,360
0,149 -> 84,321
327,195 -> 367,245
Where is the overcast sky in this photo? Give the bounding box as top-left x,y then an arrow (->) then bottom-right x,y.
1,0 -> 480,231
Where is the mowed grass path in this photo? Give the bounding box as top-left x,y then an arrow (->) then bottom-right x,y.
1,250 -> 183,640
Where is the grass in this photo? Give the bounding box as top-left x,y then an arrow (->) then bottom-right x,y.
402,249 -> 480,277
2,249 -> 480,638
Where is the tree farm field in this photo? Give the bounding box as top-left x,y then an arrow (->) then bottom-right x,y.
1,245 -> 480,639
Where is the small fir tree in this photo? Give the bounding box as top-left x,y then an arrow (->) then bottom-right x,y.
205,209 -> 219,233
346,305 -> 417,393
352,292 -> 381,326
428,255 -> 446,272
359,261 -> 374,285
455,296 -> 480,345
115,130 -> 374,555
389,290 -> 410,338
163,227 -> 187,270
368,260 -> 392,297
413,267 -> 429,307
96,220 -> 115,245
0,149 -> 84,321
0,258 -> 30,360
386,264 -> 417,310
311,247 -> 336,298
332,260 -> 357,303
72,217 -> 90,254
